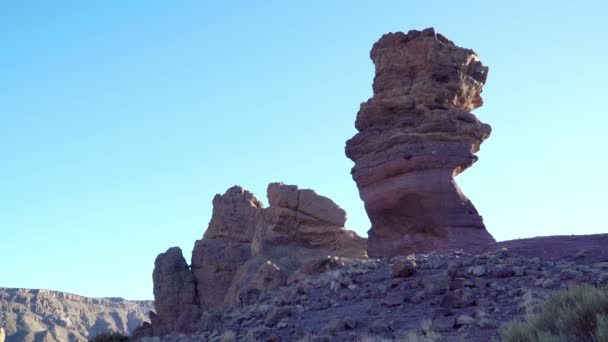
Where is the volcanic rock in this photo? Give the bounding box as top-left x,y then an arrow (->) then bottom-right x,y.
152,247 -> 200,335
345,27 -> 495,257
150,183 -> 366,334
253,182 -> 366,259
191,186 -> 262,310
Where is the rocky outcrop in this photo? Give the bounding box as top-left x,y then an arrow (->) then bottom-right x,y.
191,186 -> 261,311
152,247 -> 200,335
150,183 -> 366,335
252,183 -> 366,259
0,288 -> 152,342
345,27 -> 495,257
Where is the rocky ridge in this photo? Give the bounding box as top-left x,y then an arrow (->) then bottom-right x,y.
137,235 -> 608,341
143,183 -> 366,337
0,288 -> 153,342
345,28 -> 495,257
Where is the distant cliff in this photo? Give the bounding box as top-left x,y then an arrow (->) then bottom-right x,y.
0,288 -> 153,342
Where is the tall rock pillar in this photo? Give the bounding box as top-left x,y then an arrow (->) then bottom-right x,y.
345,28 -> 495,257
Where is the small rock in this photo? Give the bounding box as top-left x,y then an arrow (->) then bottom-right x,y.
325,319 -> 345,336
344,317 -> 357,329
440,289 -> 475,308
455,315 -> 475,327
474,278 -> 488,288
560,269 -> 582,280
268,333 -> 282,342
264,307 -> 291,327
310,299 -> 330,310
475,298 -> 494,307
369,319 -> 390,334
574,249 -> 588,260
541,279 -> 555,288
593,262 -> 608,269
512,266 -> 525,276
470,265 -> 486,277
382,292 -> 406,307
492,265 -> 514,278
433,316 -> 455,332
478,318 -> 496,329
392,255 -> 417,278
410,291 -> 425,304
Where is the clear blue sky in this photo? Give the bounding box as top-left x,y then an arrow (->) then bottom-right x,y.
1,1 -> 606,300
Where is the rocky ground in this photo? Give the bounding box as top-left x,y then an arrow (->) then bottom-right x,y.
0,288 -> 153,342
137,234 -> 608,342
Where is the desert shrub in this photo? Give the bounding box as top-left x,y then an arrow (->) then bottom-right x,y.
88,332 -> 129,342
501,285 -> 608,342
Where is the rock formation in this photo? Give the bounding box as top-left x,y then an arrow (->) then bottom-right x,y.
345,27 -> 495,257
0,288 -> 152,342
148,183 -> 366,336
252,182 -> 366,259
138,234 -> 608,341
191,186 -> 261,311
152,247 -> 200,335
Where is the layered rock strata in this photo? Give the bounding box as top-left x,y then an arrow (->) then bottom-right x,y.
345,27 -> 495,257
148,183 -> 366,335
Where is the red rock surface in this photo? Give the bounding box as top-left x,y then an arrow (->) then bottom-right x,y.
345,28 -> 495,257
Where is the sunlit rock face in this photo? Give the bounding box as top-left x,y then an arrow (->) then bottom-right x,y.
345,27 -> 495,257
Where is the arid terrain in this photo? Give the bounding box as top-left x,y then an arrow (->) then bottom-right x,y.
0,288 -> 152,341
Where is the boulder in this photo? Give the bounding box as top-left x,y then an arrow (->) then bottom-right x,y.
152,247 -> 200,335
345,27 -> 495,257
392,255 -> 417,278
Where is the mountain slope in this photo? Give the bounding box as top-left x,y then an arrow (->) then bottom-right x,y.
0,288 -> 153,342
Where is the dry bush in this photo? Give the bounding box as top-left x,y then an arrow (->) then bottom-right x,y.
501,285 -> 608,342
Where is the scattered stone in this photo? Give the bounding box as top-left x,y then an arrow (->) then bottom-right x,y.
264,307 -> 291,327
325,319 -> 345,336
433,316 -> 456,332
560,268 -> 582,280
471,265 -> 486,277
392,256 -> 417,278
369,319 -> 390,334
512,266 -> 525,276
456,315 -> 475,327
541,279 -> 555,288
382,292 -> 406,307
344,317 -> 357,329
441,289 -> 475,308
492,265 -> 514,278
